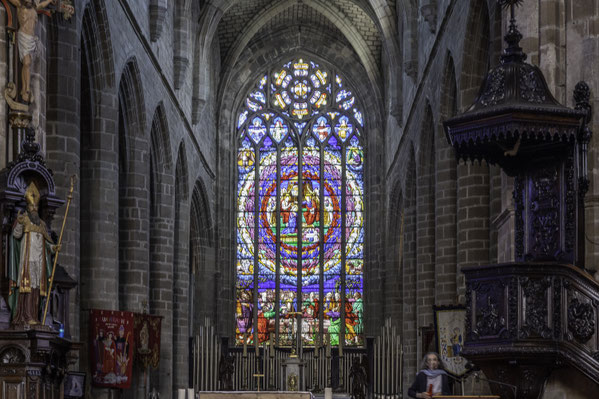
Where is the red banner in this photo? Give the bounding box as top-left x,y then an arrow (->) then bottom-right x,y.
89,310 -> 135,388
133,313 -> 162,369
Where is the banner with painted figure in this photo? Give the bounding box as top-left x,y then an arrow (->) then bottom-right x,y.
89,310 -> 135,388
133,313 -> 162,369
433,305 -> 467,377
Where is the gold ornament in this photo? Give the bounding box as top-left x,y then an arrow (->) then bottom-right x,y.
25,181 -> 40,207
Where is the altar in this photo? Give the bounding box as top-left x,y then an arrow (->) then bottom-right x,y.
198,392 -> 313,399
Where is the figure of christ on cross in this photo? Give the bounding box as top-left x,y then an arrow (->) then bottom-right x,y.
7,0 -> 55,103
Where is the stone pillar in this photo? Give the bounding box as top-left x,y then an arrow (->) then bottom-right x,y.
45,15 -> 81,340
402,159 -> 417,398
434,134 -> 457,305
173,198 -> 190,394
416,135 -> 435,333
78,5 -> 120,395
118,133 -> 151,314
150,170 -> 175,397
457,162 -> 490,302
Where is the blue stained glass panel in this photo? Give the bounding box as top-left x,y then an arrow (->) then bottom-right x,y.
335,115 -> 353,142
236,59 -> 365,347
249,117 -> 267,143
250,90 -> 266,104
270,116 -> 288,142
313,116 -> 331,142
353,109 -> 363,126
238,110 -> 249,129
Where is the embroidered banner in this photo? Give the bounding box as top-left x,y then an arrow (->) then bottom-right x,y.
433,305 -> 467,377
89,309 -> 135,388
134,313 -> 162,369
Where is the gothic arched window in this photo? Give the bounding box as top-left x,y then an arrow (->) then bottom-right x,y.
236,59 -> 364,347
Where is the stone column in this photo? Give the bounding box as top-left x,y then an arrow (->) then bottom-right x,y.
45,15 -> 81,340
118,133 -> 151,314
173,198 -> 190,394
456,162 -> 490,302
416,136 -> 435,335
402,158 -> 417,398
150,169 -> 175,397
434,133 -> 457,305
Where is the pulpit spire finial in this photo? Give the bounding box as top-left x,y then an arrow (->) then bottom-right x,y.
498,0 -> 527,63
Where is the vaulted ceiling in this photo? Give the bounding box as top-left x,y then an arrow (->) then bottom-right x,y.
211,0 -> 394,77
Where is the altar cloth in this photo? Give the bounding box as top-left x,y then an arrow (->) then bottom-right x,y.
198,391 -> 314,399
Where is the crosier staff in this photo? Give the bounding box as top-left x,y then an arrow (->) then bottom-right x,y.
42,174 -> 75,327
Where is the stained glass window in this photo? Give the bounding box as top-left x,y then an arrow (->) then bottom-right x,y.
236,59 -> 364,348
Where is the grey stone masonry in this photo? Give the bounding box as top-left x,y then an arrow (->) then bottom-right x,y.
0,0 -> 595,397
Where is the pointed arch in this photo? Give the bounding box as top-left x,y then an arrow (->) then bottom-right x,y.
386,178 -> 404,328
80,0 -> 115,90
118,58 -> 147,159
219,0 -> 381,98
150,102 -> 173,177
190,178 -> 216,330
459,0 -> 491,109
175,142 -> 190,201
190,178 -> 215,260
149,102 -> 174,313
233,58 -> 366,348
148,104 -> 175,398
173,141 -> 190,394
79,0 -> 120,318
117,58 -> 150,312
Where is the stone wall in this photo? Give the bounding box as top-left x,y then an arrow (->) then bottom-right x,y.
0,0 -> 218,397
384,0 -> 598,397
0,0 -> 596,397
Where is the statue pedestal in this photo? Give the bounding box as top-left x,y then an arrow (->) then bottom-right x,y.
282,356 -> 304,391
0,328 -> 72,399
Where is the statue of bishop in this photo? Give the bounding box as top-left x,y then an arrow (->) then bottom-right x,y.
8,181 -> 59,326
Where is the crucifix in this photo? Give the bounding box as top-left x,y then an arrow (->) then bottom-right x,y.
252,373 -> 264,391
287,311 -> 303,357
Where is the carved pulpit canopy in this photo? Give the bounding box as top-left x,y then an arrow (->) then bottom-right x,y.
443,0 -> 592,266
442,2 -> 597,398
443,2 -> 588,177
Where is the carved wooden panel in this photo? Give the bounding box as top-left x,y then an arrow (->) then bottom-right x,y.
468,279 -> 509,340
462,262 -> 599,388
1,378 -> 24,399
515,153 -> 579,265
520,276 -> 552,339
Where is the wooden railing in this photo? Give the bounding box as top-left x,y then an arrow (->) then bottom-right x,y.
462,262 -> 599,398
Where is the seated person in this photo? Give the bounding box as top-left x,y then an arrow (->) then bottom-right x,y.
408,352 -> 451,398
